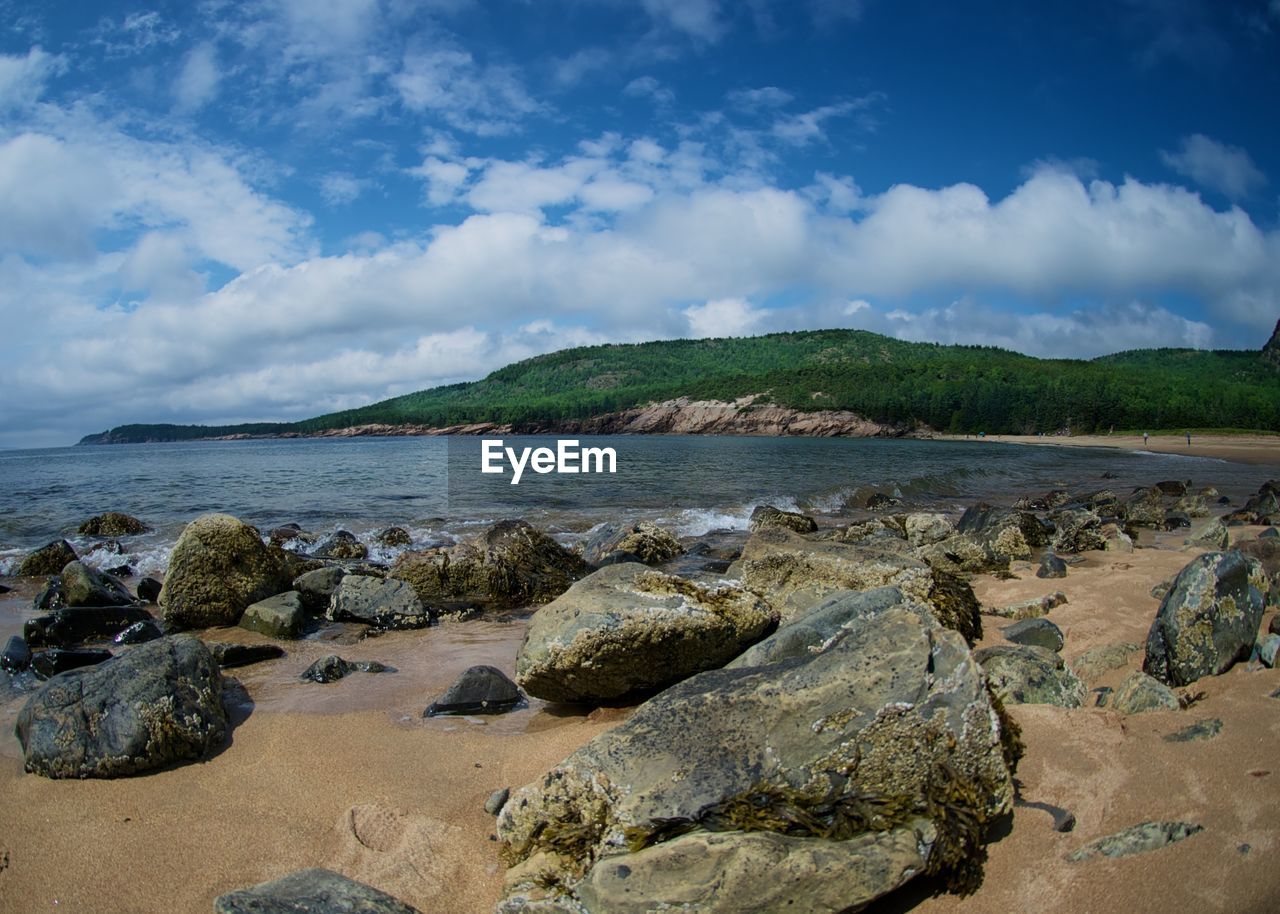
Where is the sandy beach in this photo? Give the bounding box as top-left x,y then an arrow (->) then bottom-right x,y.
946,432 -> 1280,468
2,510 -> 1279,913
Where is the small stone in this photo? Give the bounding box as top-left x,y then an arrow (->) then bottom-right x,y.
1163,718 -> 1222,742
1110,671 -> 1180,714
1001,617 -> 1065,652
136,577 -> 162,603
293,566 -> 347,613
1036,553 -> 1068,579
214,868 -> 421,914
426,665 -> 523,716
312,530 -> 368,560
114,619 -> 164,645
1257,633 -> 1280,668
975,644 -> 1085,707
485,787 -> 510,816
1261,528 -> 1279,540
2,635 -> 33,673
376,526 -> 413,547
986,591 -> 1068,620
240,591 -> 305,639
1066,821 -> 1203,862
1071,641 -> 1142,682
300,654 -> 394,683
208,643 -> 286,669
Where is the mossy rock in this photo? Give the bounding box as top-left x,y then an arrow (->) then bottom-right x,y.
17,540 -> 77,577
77,512 -> 150,537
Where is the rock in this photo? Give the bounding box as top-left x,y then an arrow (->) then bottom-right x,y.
1050,509 -> 1106,554
1001,618 -> 1064,652
975,644 -> 1085,707
734,526 -> 934,622
1037,553 -> 1068,579
31,647 -> 113,678
312,529 -> 368,560
1270,615 -> 1280,636
159,513 -> 291,629
1174,494 -> 1209,518
1187,521 -> 1230,550
375,526 -> 413,547
60,560 -> 137,607
328,575 -> 432,630
1154,480 -> 1189,497
391,519 -> 591,609
922,571 -> 983,645
16,635 -> 225,778
77,512 -> 149,536
2,635 -> 32,673
1123,488 -> 1167,528
486,787 -> 511,816
1256,633 -> 1280,668
904,512 -> 955,547
114,619 -> 164,645
917,533 -> 1007,575
1101,523 -> 1134,553
1066,821 -> 1203,862
516,564 -> 776,704
1069,642 -> 1141,682
956,503 -> 1048,559
1143,551 -> 1267,686
23,606 -> 155,647
497,602 -> 1018,910
240,591 -> 305,639
1109,671 -> 1180,714
426,665 -> 523,716
213,867 -> 421,914
1162,510 -> 1191,531
293,566 -> 347,613
17,540 -> 77,577
1164,718 -> 1222,742
864,492 -> 899,510
986,592 -> 1068,620
582,521 -> 684,566
748,505 -> 818,535
1262,527 -> 1280,539
136,576 -> 162,603
299,654 -> 394,683
32,578 -> 65,610
208,642 -> 286,669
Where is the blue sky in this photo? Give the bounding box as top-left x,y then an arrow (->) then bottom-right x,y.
1,0 -> 1278,446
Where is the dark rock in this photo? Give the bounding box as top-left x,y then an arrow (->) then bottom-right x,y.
240,591 -> 305,639
213,867 -> 422,914
77,512 -> 149,536
1066,821 -> 1203,862
208,642 -> 286,668
1037,553 -> 1068,579
975,644 -> 1085,706
582,521 -> 684,566
497,601 -> 1018,910
426,665 -> 523,716
159,513 -> 292,629
1143,550 -> 1267,686
1001,617 -> 1064,652
375,526 -> 413,547
1162,510 -> 1191,531
485,787 -> 510,816
104,563 -> 134,577
328,575 -> 432,630
2,635 -> 32,673
300,654 -> 394,683
1154,480 -> 1189,497
60,560 -> 137,607
293,566 -> 347,613
32,578 -> 66,610
31,647 -> 113,678
516,564 -> 776,704
24,605 -> 155,647
17,540 -> 77,577
114,619 -> 164,645
311,529 -> 368,560
748,505 -> 818,535
1261,528 -> 1279,539
391,519 -> 592,609
16,635 -> 225,778
268,523 -> 313,546
864,492 -> 899,510
1163,718 -> 1222,742
136,577 -> 162,603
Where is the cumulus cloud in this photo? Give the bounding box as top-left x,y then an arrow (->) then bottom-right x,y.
684,297 -> 769,337
1160,133 -> 1267,200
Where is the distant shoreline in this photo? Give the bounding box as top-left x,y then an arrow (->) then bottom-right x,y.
942,432 -> 1280,467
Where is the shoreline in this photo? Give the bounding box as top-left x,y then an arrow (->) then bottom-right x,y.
939,432 -> 1280,467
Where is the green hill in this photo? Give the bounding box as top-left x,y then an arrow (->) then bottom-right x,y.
78,329 -> 1280,444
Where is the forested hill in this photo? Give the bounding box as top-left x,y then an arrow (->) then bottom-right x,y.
79,328 -> 1280,444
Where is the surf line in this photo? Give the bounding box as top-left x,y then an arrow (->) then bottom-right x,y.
480,439 -> 617,485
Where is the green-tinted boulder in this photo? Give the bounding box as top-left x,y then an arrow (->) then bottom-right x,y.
60,560 -> 136,607
17,540 -> 77,577
748,505 -> 818,535
240,591 -> 305,639
975,644 -> 1085,707
581,521 -> 684,566
77,512 -> 149,536
1110,671 -> 1179,714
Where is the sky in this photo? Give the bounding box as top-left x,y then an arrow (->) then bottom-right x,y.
1,0 -> 1279,447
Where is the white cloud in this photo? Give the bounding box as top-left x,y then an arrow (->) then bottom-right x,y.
174,42 -> 221,112
392,48 -> 542,134
683,297 -> 769,337
410,156 -> 472,206
1160,133 -> 1267,200
551,47 -> 612,87
727,86 -> 793,110
642,0 -> 726,41
624,75 -> 675,106
319,172 -> 371,206
0,47 -> 65,109
772,98 -> 875,146
92,11 -> 182,57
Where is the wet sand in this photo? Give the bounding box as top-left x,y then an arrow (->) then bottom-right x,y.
2,525 -> 1279,912
945,432 -> 1280,467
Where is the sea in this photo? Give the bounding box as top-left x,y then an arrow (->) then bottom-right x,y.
0,435 -> 1271,577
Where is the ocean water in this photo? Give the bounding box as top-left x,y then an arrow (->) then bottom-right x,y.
0,434 -> 1270,575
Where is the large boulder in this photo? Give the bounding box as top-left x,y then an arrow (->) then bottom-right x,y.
77,512 -> 149,536
311,529 -> 367,560
904,512 -> 955,547
214,868 -> 421,914
581,521 -> 684,566
733,526 -> 934,621
60,561 -> 136,607
391,519 -> 591,610
15,635 -> 226,778
16,540 -> 77,577
748,505 -> 818,535
292,566 -> 347,612
159,514 -> 291,629
728,586 -> 906,669
1123,488 -> 1166,528
974,645 -> 1085,707
956,503 -> 1048,560
328,575 -> 432,630
1049,508 -> 1106,554
497,602 -> 1019,912
1143,550 -> 1267,686
516,564 -> 776,704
